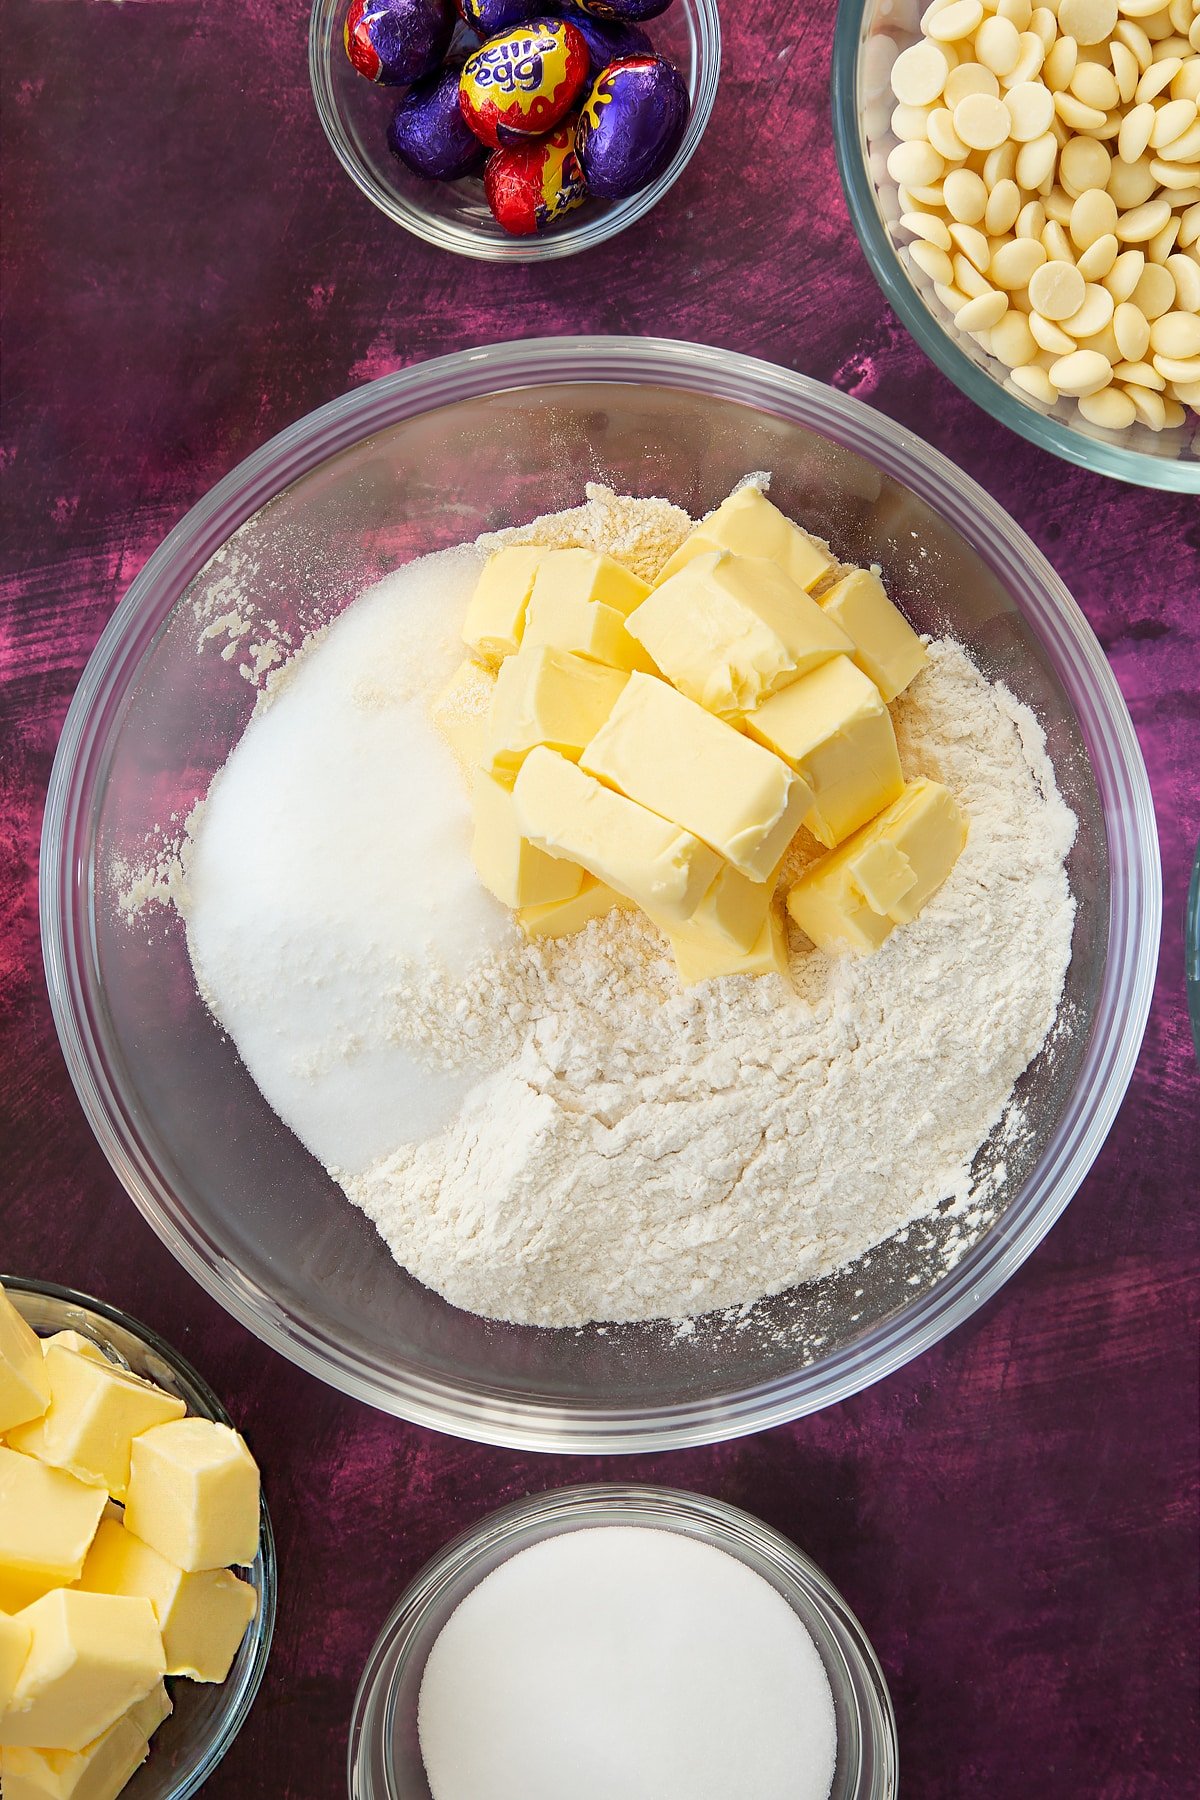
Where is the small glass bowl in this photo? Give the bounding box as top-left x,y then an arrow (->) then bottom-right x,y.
308,0 -> 721,260
348,1483 -> 897,1799
831,0 -> 1200,492
1,1276 -> 276,1800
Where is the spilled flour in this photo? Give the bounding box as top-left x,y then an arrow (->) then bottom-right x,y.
126,486 -> 1077,1329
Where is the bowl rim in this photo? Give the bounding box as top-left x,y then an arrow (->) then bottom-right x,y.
0,1274 -> 277,1800
307,0 -> 722,262
829,0 -> 1200,495
39,335 -> 1162,1452
346,1482 -> 898,1800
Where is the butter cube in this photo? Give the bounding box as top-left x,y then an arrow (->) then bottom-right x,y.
815,568 -> 927,703
0,1681 -> 171,1800
7,1343 -> 185,1502
523,588 -> 658,675
2,1590 -> 164,1751
472,768 -> 584,910
485,647 -> 629,781
516,876 -> 629,941
461,547 -> 547,664
745,655 -> 905,848
78,1516 -> 256,1683
654,486 -> 835,594
0,1283 -> 50,1434
513,747 -> 720,927
124,1419 -> 259,1574
430,659 -> 496,774
525,548 -> 650,618
0,1607 -> 31,1711
581,674 -> 811,882
786,779 -> 967,954
669,907 -> 790,986
0,1447 -> 107,1614
626,552 -> 853,721
38,1333 -> 110,1364
689,863 -> 778,954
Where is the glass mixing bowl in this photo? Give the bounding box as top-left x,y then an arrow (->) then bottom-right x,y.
40,337 -> 1160,1452
0,1277 -> 276,1800
308,0 -> 720,261
832,0 -> 1200,492
348,1484 -> 897,1800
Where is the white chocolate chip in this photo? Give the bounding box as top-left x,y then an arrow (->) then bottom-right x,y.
1029,258 -> 1089,316
1077,384 -> 1137,425
955,289 -> 1011,329
954,92 -> 1014,148
1048,347 -> 1114,392
1077,231 -> 1120,277
1058,0 -> 1119,47
1114,298 -> 1154,356
944,60 -> 1001,106
891,40 -> 952,106
944,166 -> 990,220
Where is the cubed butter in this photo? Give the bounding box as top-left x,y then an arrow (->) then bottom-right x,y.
786,779 -> 967,955
461,547 -> 547,664
522,587 -> 658,674
38,1333 -> 110,1365
669,907 -> 790,987
0,1681 -> 170,1800
0,1447 -> 107,1614
430,659 -> 496,773
485,646 -> 629,781
124,1419 -> 259,1574
1,1590 -> 164,1751
815,568 -> 927,703
7,1342 -> 185,1502
525,547 -> 650,618
654,485 -> 835,594
580,674 -> 812,882
0,1607 -> 31,1711
626,551 -> 852,721
78,1516 -> 256,1684
472,769 -> 584,910
688,862 -> 779,955
513,747 -> 720,927
745,655 -> 905,848
0,1283 -> 50,1434
516,876 -> 629,941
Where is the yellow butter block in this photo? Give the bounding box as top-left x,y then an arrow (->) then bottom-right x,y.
0,1606 -> 31,1710
461,546 -> 547,664
38,1333 -> 110,1364
2,1590 -> 164,1751
581,674 -> 812,882
786,779 -> 967,955
0,1283 -> 50,1435
430,659 -> 495,774
626,551 -> 853,721
669,907 -> 790,987
522,587 -> 658,674
0,1678 -> 170,1800
745,655 -> 905,849
513,747 -> 720,927
7,1343 -> 186,1502
78,1516 -> 256,1684
516,876 -> 629,940
472,769 -> 584,910
0,1447 -> 107,1614
485,646 -> 629,781
689,862 -> 778,954
124,1419 -> 259,1574
655,486 -> 835,594
815,568 -> 927,703
526,547 -> 650,618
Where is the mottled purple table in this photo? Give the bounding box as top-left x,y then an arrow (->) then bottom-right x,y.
3,1 -> 1198,1793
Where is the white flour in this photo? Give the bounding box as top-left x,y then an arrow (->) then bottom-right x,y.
141,488 -> 1077,1330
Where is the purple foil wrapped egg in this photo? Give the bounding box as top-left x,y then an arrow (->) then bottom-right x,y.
575,54 -> 689,199
570,0 -> 674,22
456,0 -> 539,32
344,0 -> 455,85
563,12 -> 653,76
388,64 -> 488,180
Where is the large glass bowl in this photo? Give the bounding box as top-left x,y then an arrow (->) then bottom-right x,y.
308,0 -> 720,261
0,1277 -> 275,1800
40,337 -> 1160,1452
832,0 -> 1200,493
348,1484 -> 897,1799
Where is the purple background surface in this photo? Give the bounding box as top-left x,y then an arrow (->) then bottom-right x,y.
2,2 -> 1198,1795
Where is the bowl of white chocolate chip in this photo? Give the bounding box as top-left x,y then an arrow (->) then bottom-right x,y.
41,338 -> 1160,1451
834,0 -> 1200,489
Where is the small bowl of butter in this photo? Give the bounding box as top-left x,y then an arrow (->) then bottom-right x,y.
0,1276 -> 275,1800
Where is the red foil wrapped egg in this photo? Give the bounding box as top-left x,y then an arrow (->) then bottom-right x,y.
484,121 -> 590,233
459,19 -> 589,149
344,0 -> 455,85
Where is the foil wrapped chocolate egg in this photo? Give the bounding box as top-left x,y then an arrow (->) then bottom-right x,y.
484,120 -> 590,233
575,53 -> 689,198
456,0 -> 538,32
388,64 -> 488,180
459,18 -> 589,149
564,11 -> 653,76
570,0 -> 674,21
344,0 -> 455,85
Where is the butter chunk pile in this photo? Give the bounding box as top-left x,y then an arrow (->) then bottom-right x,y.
435,486 -> 968,979
0,1282 -> 260,1800
888,0 -> 1200,432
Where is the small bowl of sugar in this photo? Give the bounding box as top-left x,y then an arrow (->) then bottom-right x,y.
348,1483 -> 897,1800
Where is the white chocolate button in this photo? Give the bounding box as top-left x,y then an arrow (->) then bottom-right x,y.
926,0 -> 984,41
1115,196 -> 1172,240
1048,348 -> 1114,393
1061,135 -> 1113,196
991,236 -> 1049,287
943,166 -> 989,221
977,14 -> 1022,76
1077,385 -> 1137,426
953,93 -> 1012,149
1028,259 -> 1088,317
1070,187 -> 1120,248
1077,232 -> 1119,279
1004,81 -> 1056,140
944,61 -> 1000,106
955,289 -> 1010,330
1061,280 -> 1116,336
1057,0 -> 1118,46
891,41 -> 952,106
